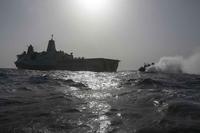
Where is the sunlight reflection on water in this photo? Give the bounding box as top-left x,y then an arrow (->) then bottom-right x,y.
60,71 -> 120,133
96,115 -> 111,133
63,71 -> 119,90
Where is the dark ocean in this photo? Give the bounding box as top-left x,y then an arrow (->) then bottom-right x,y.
1,69 -> 200,133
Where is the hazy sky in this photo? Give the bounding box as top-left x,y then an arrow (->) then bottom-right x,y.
0,0 -> 200,70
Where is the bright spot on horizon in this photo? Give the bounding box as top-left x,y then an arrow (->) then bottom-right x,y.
76,0 -> 109,14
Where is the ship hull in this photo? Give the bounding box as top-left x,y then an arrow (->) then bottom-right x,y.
15,58 -> 119,72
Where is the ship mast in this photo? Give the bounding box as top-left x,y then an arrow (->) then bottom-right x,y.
51,34 -> 53,40
47,34 -> 56,53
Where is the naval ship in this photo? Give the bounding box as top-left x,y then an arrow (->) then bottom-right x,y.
15,35 -> 119,72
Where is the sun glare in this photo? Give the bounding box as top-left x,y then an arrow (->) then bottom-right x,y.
77,0 -> 108,14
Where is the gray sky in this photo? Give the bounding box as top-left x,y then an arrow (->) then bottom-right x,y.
0,0 -> 200,70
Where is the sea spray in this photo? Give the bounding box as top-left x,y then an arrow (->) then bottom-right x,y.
147,56 -> 184,73
183,53 -> 200,74
147,52 -> 200,74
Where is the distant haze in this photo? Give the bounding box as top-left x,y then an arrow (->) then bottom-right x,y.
0,0 -> 200,70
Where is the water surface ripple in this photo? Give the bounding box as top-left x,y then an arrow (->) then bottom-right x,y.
0,69 -> 200,133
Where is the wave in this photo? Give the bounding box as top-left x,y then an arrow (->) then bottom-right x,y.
164,101 -> 200,117
0,72 -> 8,79
29,75 -> 50,84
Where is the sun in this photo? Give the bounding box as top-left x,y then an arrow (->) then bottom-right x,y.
77,0 -> 108,14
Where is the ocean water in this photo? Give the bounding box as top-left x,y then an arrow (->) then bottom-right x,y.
0,69 -> 200,133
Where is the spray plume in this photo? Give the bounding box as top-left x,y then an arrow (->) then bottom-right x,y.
146,53 -> 200,74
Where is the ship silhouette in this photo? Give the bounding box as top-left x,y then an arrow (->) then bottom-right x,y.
15,35 -> 119,72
